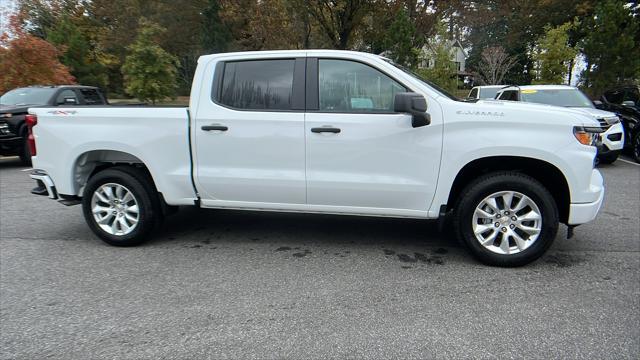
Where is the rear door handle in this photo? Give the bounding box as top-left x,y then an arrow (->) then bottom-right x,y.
202,124 -> 228,131
311,127 -> 341,134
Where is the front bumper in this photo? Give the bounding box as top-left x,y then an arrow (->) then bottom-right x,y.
29,170 -> 58,199
567,169 -> 604,225
598,123 -> 624,152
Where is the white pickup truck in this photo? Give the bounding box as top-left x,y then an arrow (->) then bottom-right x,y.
28,50 -> 605,266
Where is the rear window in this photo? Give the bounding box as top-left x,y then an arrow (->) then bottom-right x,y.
80,89 -> 103,105
219,59 -> 295,110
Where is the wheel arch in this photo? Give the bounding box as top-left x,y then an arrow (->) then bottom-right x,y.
72,149 -> 156,197
446,156 -> 571,223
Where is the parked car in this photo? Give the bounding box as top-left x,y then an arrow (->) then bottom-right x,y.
595,85 -> 640,163
467,85 -> 505,100
0,85 -> 108,164
27,50 -> 605,267
495,85 -> 624,164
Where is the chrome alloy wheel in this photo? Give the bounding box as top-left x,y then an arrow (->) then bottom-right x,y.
91,183 -> 140,236
472,191 -> 542,255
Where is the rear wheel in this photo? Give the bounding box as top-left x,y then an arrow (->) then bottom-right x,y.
453,172 -> 559,267
82,166 -> 161,246
19,132 -> 31,165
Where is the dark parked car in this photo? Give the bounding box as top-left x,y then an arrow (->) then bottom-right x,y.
0,85 -> 108,164
596,85 -> 640,163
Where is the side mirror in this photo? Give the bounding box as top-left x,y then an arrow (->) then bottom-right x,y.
394,92 -> 431,128
593,100 -> 603,109
622,100 -> 635,107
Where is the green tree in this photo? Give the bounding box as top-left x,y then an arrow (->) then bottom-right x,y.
202,0 -> 230,53
383,9 -> 420,67
46,15 -> 108,88
532,22 -> 578,84
121,19 -> 178,105
415,26 -> 457,93
579,0 -> 640,95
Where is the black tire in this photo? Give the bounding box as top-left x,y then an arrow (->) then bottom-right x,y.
18,131 -> 32,166
598,153 -> 618,164
82,166 -> 161,246
453,172 -> 559,267
632,132 -> 640,163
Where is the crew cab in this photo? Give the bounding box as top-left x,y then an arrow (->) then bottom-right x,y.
495,85 -> 624,164
27,50 -> 605,267
0,85 -> 108,164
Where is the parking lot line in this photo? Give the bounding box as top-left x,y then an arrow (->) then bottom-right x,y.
618,158 -> 639,166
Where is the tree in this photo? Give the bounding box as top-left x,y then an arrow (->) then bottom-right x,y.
532,22 -> 579,84
476,46 -> 518,85
46,15 -> 108,88
579,0 -> 640,95
121,19 -> 179,104
201,0 -> 230,53
415,28 -> 458,93
382,8 -> 420,67
0,16 -> 75,94
306,0 -> 372,49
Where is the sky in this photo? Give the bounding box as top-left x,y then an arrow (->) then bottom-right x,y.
0,0 -> 16,36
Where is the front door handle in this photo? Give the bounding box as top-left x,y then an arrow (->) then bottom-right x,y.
202,124 -> 228,131
311,127 -> 341,134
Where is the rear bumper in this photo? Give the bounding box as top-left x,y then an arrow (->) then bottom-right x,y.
567,169 -> 604,225
0,135 -> 22,152
29,170 -> 58,199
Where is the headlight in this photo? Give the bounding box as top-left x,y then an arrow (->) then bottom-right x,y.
604,116 -> 620,125
573,126 -> 604,146
0,113 -> 12,118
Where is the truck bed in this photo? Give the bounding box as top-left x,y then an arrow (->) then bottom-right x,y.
29,106 -> 197,205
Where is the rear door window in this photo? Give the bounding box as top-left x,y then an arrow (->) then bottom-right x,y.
604,90 -> 624,104
469,88 -> 478,99
623,88 -> 639,105
498,90 -> 518,101
219,59 -> 295,110
55,89 -> 79,105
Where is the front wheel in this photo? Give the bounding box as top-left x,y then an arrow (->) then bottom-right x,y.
453,172 -> 559,267
632,132 -> 640,163
82,166 -> 161,246
598,152 -> 619,164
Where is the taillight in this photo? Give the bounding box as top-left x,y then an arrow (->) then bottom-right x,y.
25,114 -> 37,156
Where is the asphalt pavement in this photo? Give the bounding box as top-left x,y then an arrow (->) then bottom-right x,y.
1,155 -> 638,359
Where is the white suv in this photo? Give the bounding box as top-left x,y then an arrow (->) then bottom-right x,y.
495,85 -> 624,164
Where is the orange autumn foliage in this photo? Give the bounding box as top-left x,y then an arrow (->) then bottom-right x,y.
0,15 -> 75,94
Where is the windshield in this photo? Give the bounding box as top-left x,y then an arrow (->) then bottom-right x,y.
0,88 -> 55,106
480,88 -> 500,99
520,88 -> 594,108
381,58 -> 461,101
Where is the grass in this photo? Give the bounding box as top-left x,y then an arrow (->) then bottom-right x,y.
109,96 -> 190,106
